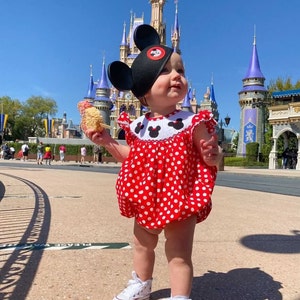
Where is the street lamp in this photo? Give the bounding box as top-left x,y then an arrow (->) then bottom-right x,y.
217,114 -> 231,148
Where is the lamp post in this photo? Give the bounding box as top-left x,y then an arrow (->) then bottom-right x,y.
217,114 -> 231,149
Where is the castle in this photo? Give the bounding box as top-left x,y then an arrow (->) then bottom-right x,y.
50,0 -> 300,169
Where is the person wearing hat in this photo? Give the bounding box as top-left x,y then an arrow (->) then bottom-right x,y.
83,24 -> 222,300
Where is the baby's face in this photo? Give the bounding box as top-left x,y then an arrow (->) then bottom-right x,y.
145,52 -> 188,107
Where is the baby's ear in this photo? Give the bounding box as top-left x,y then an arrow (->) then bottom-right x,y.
134,24 -> 160,51
107,61 -> 133,91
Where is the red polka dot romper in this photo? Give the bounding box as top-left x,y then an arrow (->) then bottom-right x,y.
116,109 -> 218,229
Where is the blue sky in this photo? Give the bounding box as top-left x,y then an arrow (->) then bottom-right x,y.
1,0 -> 300,132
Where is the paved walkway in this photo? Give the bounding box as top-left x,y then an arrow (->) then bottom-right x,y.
0,160 -> 299,299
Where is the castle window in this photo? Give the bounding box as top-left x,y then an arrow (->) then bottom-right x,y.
128,105 -> 136,116
120,104 -> 126,114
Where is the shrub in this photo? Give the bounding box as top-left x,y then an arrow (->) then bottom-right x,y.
224,156 -> 268,167
246,142 -> 259,162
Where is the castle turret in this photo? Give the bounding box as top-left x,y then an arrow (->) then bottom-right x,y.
181,87 -> 193,112
84,64 -> 94,101
149,0 -> 166,45
200,77 -> 219,121
93,57 -> 112,127
120,23 -> 129,63
237,29 -> 268,157
171,0 -> 180,53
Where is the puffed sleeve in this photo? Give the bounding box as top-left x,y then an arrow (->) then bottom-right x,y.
117,112 -> 131,131
191,110 -> 217,135
117,112 -> 135,146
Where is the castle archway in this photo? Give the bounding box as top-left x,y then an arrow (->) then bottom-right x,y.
276,130 -> 298,169
268,122 -> 300,170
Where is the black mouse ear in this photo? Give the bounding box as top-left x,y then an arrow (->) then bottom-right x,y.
134,24 -> 161,51
107,61 -> 133,91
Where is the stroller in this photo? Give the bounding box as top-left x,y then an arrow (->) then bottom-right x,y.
3,148 -> 13,160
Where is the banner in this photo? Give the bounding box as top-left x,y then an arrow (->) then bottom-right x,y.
44,118 -> 54,136
0,114 -> 8,132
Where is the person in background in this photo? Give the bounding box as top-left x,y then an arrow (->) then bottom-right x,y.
21,143 -> 29,161
9,145 -> 15,159
37,141 -> 44,165
98,146 -> 103,163
0,145 -> 3,159
59,144 -> 66,163
43,144 -> 52,165
282,147 -> 289,169
93,145 -> 101,164
80,145 -> 86,164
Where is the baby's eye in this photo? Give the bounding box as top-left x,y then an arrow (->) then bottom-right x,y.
177,68 -> 185,75
160,67 -> 169,74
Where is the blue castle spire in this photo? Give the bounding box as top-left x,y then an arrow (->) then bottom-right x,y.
210,74 -> 217,104
243,33 -> 265,80
97,57 -> 110,90
84,64 -> 94,99
121,22 -> 127,46
240,27 -> 267,93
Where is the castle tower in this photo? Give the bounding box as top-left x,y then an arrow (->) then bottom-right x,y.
120,23 -> 129,63
171,0 -> 180,53
84,65 -> 94,101
237,30 -> 268,157
181,87 -> 193,112
209,78 -> 219,121
149,0 -> 167,45
199,78 -> 219,121
93,57 -> 112,126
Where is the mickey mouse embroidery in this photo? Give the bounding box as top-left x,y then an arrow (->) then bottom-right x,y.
135,122 -> 145,134
148,126 -> 161,138
168,118 -> 184,130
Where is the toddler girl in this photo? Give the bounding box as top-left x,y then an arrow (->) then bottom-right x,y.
84,24 -> 222,300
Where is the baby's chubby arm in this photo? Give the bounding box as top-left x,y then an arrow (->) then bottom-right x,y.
85,129 -> 130,163
193,123 -> 223,167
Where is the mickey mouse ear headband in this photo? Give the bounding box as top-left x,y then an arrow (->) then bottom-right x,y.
107,24 -> 173,98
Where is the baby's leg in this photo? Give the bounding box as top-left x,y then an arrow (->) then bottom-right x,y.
133,221 -> 161,281
164,216 -> 197,297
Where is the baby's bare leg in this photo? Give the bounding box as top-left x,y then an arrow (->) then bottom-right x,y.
133,221 -> 161,281
164,216 -> 197,297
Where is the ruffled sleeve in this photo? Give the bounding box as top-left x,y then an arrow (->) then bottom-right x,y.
191,110 -> 217,135
117,112 -> 135,146
117,112 -> 131,130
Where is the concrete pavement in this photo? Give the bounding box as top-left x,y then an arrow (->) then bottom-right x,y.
0,160 -> 299,300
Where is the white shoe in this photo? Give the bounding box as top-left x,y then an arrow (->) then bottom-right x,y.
113,271 -> 152,300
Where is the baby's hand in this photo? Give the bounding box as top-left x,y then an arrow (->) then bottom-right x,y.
200,134 -> 222,166
85,128 -> 113,146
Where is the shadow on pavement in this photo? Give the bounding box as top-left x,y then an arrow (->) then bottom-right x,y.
151,267 -> 282,300
240,230 -> 300,254
0,181 -> 5,202
0,175 -> 51,300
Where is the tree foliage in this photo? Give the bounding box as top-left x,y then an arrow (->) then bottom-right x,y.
1,95 -> 58,141
268,77 -> 300,92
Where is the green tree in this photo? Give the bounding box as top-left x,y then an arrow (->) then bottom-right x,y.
268,77 -> 300,92
2,96 -> 58,141
0,96 -> 22,141
20,96 -> 57,140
